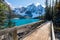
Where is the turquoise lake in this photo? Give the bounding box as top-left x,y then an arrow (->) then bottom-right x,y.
12,19 -> 39,26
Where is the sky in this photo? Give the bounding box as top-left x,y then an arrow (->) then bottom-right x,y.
5,0 -> 46,8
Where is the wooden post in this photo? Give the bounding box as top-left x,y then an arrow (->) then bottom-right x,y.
12,30 -> 18,40
0,36 -> 2,40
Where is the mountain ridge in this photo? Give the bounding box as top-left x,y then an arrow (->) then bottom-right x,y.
13,4 -> 45,19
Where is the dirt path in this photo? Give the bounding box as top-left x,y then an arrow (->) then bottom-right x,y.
23,22 -> 51,40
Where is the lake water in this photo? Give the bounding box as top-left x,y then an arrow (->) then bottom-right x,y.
12,19 -> 39,26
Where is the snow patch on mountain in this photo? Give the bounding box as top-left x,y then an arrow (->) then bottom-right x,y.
13,3 -> 45,18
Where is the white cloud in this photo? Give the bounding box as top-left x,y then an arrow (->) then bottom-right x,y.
5,0 -> 15,9
35,2 -> 46,8
19,5 -> 23,8
27,3 -> 33,6
42,5 -> 46,8
35,2 -> 40,6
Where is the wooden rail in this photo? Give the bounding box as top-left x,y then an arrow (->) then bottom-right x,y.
51,22 -> 55,40
0,21 -> 56,40
0,20 -> 44,40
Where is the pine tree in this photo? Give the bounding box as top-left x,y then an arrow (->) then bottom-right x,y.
0,0 -> 8,29
52,0 -> 60,26
0,0 -> 15,29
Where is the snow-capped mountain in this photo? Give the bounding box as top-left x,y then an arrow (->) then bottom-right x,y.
26,4 -> 36,13
13,4 -> 45,18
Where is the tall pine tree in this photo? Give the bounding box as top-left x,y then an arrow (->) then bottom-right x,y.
0,0 -> 8,29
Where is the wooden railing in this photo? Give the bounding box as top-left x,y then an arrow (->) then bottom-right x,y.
51,22 -> 55,40
0,20 -> 44,40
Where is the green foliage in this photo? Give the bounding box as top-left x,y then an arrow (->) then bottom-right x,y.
44,0 -> 53,21
45,6 -> 53,21
53,2 -> 60,26
0,2 -> 7,29
40,15 -> 45,20
0,1 -> 15,29
0,2 -> 9,11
